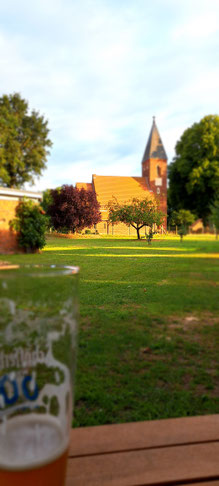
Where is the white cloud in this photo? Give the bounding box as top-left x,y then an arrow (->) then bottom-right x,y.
172,11 -> 218,41
1,0 -> 219,191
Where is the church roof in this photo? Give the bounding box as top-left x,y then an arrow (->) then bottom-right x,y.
141,117 -> 167,162
76,182 -> 93,191
92,175 -> 152,207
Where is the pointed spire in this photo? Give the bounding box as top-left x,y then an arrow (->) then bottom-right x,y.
141,117 -> 167,162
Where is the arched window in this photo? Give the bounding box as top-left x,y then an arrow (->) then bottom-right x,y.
157,165 -> 161,177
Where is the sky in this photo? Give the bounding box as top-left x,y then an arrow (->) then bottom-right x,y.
0,0 -> 219,192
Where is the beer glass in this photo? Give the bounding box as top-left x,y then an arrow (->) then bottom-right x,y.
0,264 -> 79,486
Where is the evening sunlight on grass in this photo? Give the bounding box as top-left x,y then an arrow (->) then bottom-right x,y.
2,234 -> 218,427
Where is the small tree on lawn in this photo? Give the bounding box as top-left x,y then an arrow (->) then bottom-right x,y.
108,197 -> 164,241
171,209 -> 195,241
47,185 -> 102,233
210,199 -> 219,239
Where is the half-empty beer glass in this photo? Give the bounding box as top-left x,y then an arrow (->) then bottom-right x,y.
0,264 -> 79,486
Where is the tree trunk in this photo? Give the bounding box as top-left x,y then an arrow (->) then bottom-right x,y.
137,227 -> 140,239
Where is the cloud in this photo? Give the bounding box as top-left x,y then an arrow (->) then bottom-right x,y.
171,0 -> 219,42
0,0 -> 219,191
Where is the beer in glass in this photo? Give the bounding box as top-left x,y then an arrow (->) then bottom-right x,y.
0,264 -> 79,486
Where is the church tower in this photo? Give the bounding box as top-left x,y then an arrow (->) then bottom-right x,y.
141,117 -> 167,228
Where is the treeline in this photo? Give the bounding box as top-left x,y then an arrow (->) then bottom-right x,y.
168,115 -> 219,236
1,93 -> 219,241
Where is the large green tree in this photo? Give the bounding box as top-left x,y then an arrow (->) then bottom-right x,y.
0,93 -> 52,188
168,115 -> 219,224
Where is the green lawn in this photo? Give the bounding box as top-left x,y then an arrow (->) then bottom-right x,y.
1,234 -> 219,426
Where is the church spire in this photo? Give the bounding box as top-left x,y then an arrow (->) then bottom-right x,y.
141,117 -> 167,163
141,117 -> 167,229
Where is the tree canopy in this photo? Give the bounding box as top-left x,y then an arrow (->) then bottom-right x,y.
168,115 -> 219,224
47,185 -> 102,233
0,93 -> 52,188
108,197 -> 164,240
170,209 -> 195,241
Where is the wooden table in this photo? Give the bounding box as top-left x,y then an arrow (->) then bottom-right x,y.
66,415 -> 219,485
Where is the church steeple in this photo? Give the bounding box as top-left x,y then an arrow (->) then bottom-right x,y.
141,117 -> 167,229
141,116 -> 167,164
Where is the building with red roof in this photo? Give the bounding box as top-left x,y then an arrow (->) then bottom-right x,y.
76,117 -> 167,236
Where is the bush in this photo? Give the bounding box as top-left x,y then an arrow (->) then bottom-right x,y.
47,185 -> 101,233
10,199 -> 47,252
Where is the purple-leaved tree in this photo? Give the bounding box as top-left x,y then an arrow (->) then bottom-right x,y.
47,185 -> 101,233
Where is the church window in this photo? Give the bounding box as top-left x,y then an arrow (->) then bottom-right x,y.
157,187 -> 160,195
157,165 -> 161,177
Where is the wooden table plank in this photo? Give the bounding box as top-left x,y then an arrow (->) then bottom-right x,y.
66,442 -> 219,486
180,483 -> 219,486
69,415 -> 219,457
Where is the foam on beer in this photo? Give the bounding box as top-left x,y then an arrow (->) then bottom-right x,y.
0,414 -> 68,471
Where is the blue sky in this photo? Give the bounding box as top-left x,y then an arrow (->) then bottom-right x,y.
1,0 -> 219,192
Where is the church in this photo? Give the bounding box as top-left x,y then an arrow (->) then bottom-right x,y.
76,117 -> 167,236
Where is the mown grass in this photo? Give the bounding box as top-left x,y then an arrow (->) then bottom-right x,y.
1,234 -> 219,426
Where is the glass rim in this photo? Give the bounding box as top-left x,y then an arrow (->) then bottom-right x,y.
0,264 -> 80,278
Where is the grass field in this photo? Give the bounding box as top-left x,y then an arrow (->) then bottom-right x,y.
1,234 -> 219,426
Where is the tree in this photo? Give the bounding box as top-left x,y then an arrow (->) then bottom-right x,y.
108,197 -> 164,240
41,188 -> 53,213
41,189 -> 54,230
170,209 -> 195,241
210,199 -> 219,239
47,185 -> 102,233
10,199 -> 47,252
0,93 -> 52,188
168,115 -> 219,225
41,189 -> 53,231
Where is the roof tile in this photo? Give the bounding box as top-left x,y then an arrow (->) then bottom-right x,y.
76,182 -> 93,191
92,175 -> 152,207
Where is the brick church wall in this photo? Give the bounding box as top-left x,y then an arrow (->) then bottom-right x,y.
0,199 -> 18,253
142,157 -> 167,230
96,221 -> 150,237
